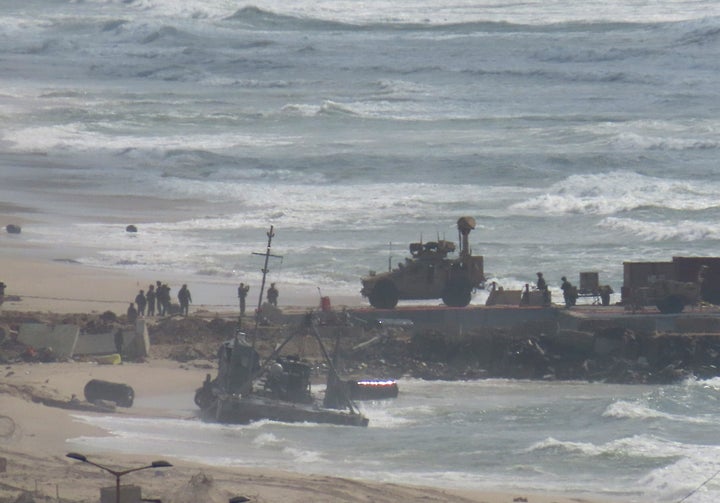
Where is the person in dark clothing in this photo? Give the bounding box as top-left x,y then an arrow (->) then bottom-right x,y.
156,282 -> 171,316
521,283 -> 530,305
127,302 -> 138,323
536,272 -> 550,305
238,282 -> 250,316
536,272 -> 547,291
267,283 -> 279,307
0,281 -> 5,306
135,289 -> 147,316
561,276 -> 577,307
178,284 -> 192,316
114,328 -> 124,355
155,281 -> 164,316
162,284 -> 172,315
146,284 -> 156,316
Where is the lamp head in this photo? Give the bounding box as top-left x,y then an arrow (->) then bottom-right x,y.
66,452 -> 88,462
151,460 -> 172,468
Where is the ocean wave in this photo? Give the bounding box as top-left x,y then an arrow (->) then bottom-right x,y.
599,217 -> 720,242
223,5 -> 662,33
317,100 -> 360,117
510,171 -> 720,216
602,400 -> 711,424
528,433 -> 687,459
683,375 -> 720,391
639,450 -> 720,503
612,132 -> 719,151
673,16 -> 720,46
534,46 -> 654,64
225,5 -> 350,31
100,19 -> 129,33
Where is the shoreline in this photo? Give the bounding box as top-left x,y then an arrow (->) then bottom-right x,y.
0,360 -> 609,503
0,250 -> 362,315
0,249 -> 611,503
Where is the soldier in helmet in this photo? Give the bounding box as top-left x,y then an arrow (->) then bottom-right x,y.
536,272 -> 550,305
238,282 -> 250,316
267,283 -> 279,306
561,276 -> 577,307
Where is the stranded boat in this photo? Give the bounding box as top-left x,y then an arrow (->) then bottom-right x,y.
194,224 -> 368,427
194,332 -> 369,427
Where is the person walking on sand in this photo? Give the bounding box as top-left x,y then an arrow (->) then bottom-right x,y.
146,284 -> 156,316
0,281 -> 5,307
238,282 -> 250,316
267,283 -> 279,306
135,289 -> 147,316
178,283 -> 192,316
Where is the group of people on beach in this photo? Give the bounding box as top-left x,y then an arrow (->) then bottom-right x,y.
127,281 -> 192,321
237,281 -> 279,316
125,279 -> 281,321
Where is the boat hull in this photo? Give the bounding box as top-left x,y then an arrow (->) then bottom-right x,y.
201,394 -> 369,427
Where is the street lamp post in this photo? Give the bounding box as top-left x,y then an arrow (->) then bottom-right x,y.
66,452 -> 172,503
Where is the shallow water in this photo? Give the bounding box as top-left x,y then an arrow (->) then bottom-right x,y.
70,377 -> 720,502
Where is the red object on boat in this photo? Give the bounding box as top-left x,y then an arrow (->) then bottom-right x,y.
320,296 -> 332,311
348,379 -> 399,400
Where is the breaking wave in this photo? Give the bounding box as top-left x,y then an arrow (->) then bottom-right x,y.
511,171 -> 720,216
599,217 -> 720,242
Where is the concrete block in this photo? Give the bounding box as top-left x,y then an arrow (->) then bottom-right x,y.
75,320 -> 149,359
485,289 -> 522,306
131,319 -> 150,357
100,484 -> 142,503
17,323 -> 79,359
75,331 -> 118,356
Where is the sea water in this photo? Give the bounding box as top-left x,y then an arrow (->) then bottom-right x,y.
2,0 -> 720,305
2,0 -> 720,500
69,377 -> 720,502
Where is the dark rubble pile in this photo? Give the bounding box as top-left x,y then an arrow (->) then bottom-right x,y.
4,309 -> 720,385
399,326 -> 720,384
145,315 -> 238,362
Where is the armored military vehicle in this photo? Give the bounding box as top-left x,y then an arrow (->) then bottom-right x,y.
361,216 -> 485,309
623,259 -> 711,314
628,279 -> 700,314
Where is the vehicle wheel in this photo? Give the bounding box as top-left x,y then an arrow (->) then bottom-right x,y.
442,280 -> 472,307
656,295 -> 685,314
368,280 -> 399,309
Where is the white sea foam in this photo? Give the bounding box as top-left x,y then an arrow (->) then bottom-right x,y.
528,433 -> 689,459
640,452 -> 720,503
511,171 -> 720,216
137,0 -> 720,24
599,217 -> 720,242
603,399 -> 713,424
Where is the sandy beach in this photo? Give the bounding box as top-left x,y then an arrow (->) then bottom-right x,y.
0,249 -> 608,503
